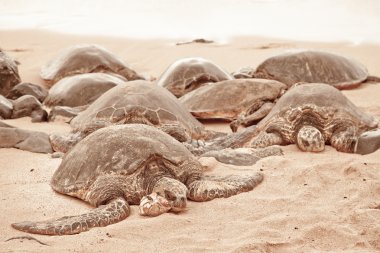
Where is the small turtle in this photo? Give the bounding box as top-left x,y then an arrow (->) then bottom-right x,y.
0,50 -> 21,96
179,79 -> 286,131
253,50 -> 380,89
51,80 -> 211,153
44,73 -> 127,107
12,124 -> 263,235
217,83 -> 379,153
157,57 -> 233,97
40,44 -> 145,85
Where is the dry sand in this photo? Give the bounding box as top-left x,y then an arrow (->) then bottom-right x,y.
0,30 -> 379,253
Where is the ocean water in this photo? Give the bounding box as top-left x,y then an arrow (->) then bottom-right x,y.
1,0 -> 380,43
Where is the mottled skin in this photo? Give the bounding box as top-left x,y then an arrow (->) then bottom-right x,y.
212,83 -> 379,153
253,50 -> 370,90
44,73 -> 127,107
157,57 -> 233,97
0,50 -> 21,96
40,44 -> 144,85
50,80 -> 217,153
12,124 -> 263,235
179,78 -> 286,131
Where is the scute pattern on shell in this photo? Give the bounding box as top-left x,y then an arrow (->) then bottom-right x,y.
179,78 -> 286,121
70,80 -> 205,139
157,57 -> 233,97
44,73 -> 127,107
254,50 -> 369,89
40,44 -> 144,84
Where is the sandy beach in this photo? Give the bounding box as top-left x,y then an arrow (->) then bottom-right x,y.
0,29 -> 380,252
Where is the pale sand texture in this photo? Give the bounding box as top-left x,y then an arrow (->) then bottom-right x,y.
0,30 -> 379,252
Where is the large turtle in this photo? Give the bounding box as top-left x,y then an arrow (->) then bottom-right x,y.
40,44 -> 145,85
179,79 -> 286,131
157,57 -> 233,97
12,124 -> 263,235
0,49 -> 21,96
212,83 -> 379,154
253,50 -> 379,89
44,73 -> 127,107
50,80 -> 212,153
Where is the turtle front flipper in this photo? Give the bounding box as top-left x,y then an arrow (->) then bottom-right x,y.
11,197 -> 129,235
49,132 -> 84,153
230,102 -> 274,132
250,131 -> 283,148
187,173 -> 263,202
330,127 -> 357,153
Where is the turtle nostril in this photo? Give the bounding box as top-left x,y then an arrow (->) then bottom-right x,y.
164,190 -> 177,201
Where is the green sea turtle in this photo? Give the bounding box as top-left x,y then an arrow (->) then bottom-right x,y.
179,79 -> 286,131
0,49 -> 21,96
50,80 -> 212,153
12,124 -> 263,235
157,57 -> 233,97
253,50 -> 380,89
40,44 -> 145,85
211,83 -> 379,154
44,73 -> 127,107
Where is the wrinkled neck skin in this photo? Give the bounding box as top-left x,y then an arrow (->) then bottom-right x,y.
143,156 -> 201,192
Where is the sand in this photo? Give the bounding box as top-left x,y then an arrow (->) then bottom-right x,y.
0,29 -> 379,253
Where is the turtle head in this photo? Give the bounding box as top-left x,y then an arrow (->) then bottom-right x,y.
296,125 -> 325,152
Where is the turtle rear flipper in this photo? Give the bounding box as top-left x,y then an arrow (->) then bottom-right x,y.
187,173 -> 263,202
11,197 -> 129,235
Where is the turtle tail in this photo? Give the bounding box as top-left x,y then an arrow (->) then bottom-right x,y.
11,197 -> 130,235
187,172 -> 263,202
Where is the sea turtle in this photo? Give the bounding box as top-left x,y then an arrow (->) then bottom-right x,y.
253,50 -> 379,89
179,79 -> 286,131
40,44 -> 145,85
50,80 -> 211,153
212,83 -> 379,154
44,73 -> 127,107
157,57 -> 233,97
11,124 -> 263,235
0,49 -> 21,96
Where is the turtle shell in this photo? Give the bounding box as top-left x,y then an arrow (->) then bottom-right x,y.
70,80 -> 205,138
51,124 -> 201,195
40,44 -> 144,84
179,79 -> 286,121
157,57 -> 233,97
258,83 -> 378,129
254,50 -> 369,89
44,73 -> 126,107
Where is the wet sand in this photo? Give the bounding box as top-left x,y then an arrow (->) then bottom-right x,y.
0,29 -> 379,252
